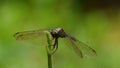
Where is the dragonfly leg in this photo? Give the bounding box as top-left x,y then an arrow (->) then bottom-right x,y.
50,38 -> 58,55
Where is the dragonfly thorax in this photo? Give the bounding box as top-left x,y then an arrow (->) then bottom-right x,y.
50,28 -> 66,38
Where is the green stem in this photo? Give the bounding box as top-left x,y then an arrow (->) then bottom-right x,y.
47,52 -> 52,68
46,32 -> 53,68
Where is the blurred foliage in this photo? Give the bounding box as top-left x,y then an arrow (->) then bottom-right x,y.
0,0 -> 120,68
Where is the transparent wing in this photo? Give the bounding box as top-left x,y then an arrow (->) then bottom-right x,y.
13,29 -> 52,46
14,29 -> 46,40
66,34 -> 97,58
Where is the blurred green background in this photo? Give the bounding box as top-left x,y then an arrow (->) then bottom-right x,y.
0,0 -> 120,68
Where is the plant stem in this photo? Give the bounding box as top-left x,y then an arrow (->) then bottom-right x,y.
47,52 -> 52,68
46,32 -> 53,68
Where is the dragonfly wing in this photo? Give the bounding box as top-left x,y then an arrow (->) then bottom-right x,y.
66,34 -> 97,58
13,29 -> 53,46
14,29 -> 46,40
68,38 -> 83,58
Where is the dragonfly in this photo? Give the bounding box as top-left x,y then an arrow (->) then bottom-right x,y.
13,28 -> 96,58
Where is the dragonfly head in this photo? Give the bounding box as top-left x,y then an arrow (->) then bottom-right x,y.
50,28 -> 66,38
